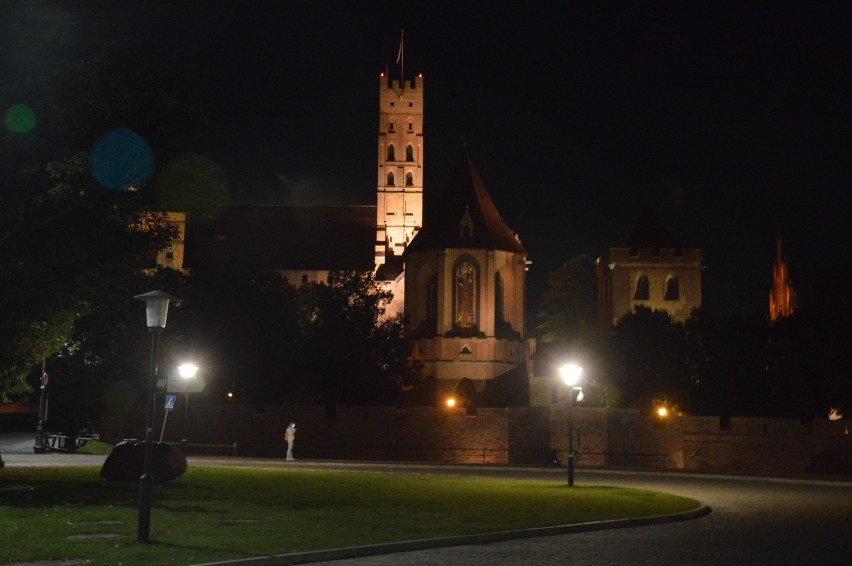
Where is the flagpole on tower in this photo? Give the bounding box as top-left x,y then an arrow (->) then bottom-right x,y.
396,29 -> 404,94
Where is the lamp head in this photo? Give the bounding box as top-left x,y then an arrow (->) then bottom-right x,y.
178,363 -> 199,379
134,290 -> 178,329
559,363 -> 583,387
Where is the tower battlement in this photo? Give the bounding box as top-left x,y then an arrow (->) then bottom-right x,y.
381,73 -> 422,92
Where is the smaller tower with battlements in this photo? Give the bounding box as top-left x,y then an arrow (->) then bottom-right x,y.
597,206 -> 703,326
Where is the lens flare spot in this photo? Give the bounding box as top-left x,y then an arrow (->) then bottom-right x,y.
155,153 -> 230,222
4,103 -> 37,133
89,128 -> 155,190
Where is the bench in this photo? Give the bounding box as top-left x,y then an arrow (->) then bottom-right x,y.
43,432 -> 98,453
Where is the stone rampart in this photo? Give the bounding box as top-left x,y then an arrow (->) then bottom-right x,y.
98,404 -> 851,476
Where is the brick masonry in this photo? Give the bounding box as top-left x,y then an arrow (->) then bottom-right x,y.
99,404 -> 851,476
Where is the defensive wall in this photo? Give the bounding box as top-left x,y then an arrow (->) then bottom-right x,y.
97,404 -> 851,477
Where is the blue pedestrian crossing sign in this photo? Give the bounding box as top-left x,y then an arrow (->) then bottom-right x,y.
164,394 -> 177,412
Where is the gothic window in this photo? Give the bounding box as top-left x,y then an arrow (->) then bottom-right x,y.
664,276 -> 680,301
455,260 -> 477,328
387,144 -> 395,161
634,275 -> 649,301
387,171 -> 395,186
406,144 -> 414,161
388,120 -> 395,132
165,246 -> 174,260
407,120 -> 413,131
406,172 -> 414,186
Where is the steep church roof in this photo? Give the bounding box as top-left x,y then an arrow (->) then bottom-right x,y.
405,155 -> 526,255
185,205 -> 376,272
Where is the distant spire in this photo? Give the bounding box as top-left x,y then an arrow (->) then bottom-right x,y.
769,233 -> 797,323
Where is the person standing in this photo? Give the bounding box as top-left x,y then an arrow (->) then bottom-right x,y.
284,422 -> 296,461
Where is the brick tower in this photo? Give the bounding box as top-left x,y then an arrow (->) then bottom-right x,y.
375,66 -> 423,272
596,206 -> 703,326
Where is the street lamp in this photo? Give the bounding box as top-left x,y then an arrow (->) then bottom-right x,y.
33,360 -> 49,454
177,363 -> 199,450
559,363 -> 583,487
134,290 -> 177,544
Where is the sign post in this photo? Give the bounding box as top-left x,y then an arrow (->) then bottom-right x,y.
159,394 -> 177,443
167,374 -> 206,449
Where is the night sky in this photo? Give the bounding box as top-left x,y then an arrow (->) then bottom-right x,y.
3,1 -> 850,319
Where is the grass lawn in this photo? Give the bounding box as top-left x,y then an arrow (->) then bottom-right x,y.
0,464 -> 700,565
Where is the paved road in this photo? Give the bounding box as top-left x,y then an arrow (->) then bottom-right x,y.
2,434 -> 850,565
302,470 -> 850,566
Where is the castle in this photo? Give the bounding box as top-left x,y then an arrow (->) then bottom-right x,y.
175,66 -> 537,407
171,55 -> 703,408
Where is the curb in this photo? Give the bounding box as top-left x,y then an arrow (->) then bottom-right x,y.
193,505 -> 712,566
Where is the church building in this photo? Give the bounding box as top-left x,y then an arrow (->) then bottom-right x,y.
404,155 -> 533,407
181,56 -> 535,407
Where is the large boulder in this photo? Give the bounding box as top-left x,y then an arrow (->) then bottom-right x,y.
100,439 -> 187,483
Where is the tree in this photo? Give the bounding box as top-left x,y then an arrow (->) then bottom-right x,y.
536,255 -> 598,347
174,268 -> 302,404
683,309 -> 769,417
171,270 -> 419,407
606,306 -> 690,413
295,271 -> 418,406
0,153 -> 176,403
765,313 -> 852,419
1,47 -> 209,404
43,267 -> 189,434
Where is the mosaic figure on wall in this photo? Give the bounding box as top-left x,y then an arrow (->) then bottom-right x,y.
456,260 -> 476,328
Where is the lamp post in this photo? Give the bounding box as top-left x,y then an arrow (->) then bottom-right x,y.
177,363 -> 199,450
33,360 -> 49,454
134,290 -> 177,544
559,363 -> 583,487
